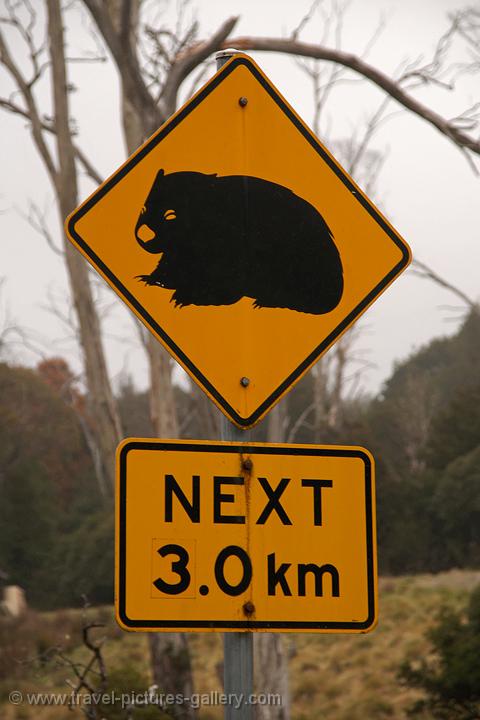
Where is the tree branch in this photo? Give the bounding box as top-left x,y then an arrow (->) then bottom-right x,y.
74,146 -> 103,185
82,0 -> 159,133
222,36 -> 480,158
17,200 -> 63,256
411,259 -> 478,310
159,15 -> 239,118
0,96 -> 103,185
0,30 -> 58,184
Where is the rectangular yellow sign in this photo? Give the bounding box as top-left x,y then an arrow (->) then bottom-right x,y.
116,440 -> 377,633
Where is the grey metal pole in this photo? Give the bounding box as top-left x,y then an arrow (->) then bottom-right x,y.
221,416 -> 254,720
215,47 -> 254,720
215,48 -> 240,69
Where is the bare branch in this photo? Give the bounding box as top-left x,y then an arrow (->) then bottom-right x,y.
82,0 -> 159,133
2,0 -> 50,87
183,59 -> 214,102
0,29 -> 58,184
52,617 -> 108,718
411,259 -> 478,310
43,286 -> 80,343
17,200 -> 64,255
296,9 -> 391,193
159,15 -> 239,118
221,36 -> 480,159
64,54 -> 107,64
346,95 -> 390,178
0,96 -> 103,185
449,102 -> 480,131
360,13 -> 386,61
287,402 -> 315,442
402,15 -> 459,90
74,146 -> 103,185
82,622 -> 107,683
0,277 -> 45,362
133,314 -> 150,350
291,0 -> 323,41
0,279 -> 49,361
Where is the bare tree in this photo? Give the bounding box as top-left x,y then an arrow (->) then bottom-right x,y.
85,3 -> 196,713
0,0 -> 122,496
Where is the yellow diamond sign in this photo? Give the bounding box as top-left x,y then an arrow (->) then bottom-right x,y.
66,54 -> 411,427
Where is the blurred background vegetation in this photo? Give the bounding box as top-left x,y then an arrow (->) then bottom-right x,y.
2,309 -> 480,610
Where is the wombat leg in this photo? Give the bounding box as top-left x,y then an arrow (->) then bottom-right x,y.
171,286 -> 244,309
171,289 -> 192,308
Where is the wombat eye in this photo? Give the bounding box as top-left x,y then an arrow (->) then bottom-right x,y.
164,209 -> 176,221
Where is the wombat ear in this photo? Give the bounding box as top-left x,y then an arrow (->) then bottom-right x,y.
155,168 -> 165,180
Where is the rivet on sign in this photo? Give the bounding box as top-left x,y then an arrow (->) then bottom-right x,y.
240,376 -> 250,387
239,96 -> 248,107
242,458 -> 253,472
243,601 -> 255,616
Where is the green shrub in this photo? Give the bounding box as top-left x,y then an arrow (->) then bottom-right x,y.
399,584 -> 480,719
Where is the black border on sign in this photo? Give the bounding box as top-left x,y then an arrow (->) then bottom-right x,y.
117,441 -> 376,631
68,56 -> 410,428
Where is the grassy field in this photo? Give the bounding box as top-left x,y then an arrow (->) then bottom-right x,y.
1,569 -> 479,720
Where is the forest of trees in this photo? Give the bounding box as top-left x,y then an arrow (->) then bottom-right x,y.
1,307 -> 480,609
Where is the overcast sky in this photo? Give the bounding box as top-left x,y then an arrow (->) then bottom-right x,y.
1,0 -> 479,399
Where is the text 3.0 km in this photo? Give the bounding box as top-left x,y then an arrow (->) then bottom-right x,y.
153,543 -> 340,598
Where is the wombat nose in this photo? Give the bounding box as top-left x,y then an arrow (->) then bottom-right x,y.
136,224 -> 155,243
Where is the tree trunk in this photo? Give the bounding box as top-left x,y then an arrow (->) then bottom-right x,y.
47,0 -> 122,497
313,359 -> 329,440
254,403 -> 290,720
101,3 -> 195,712
146,334 -> 179,438
267,403 -> 288,444
144,337 -> 195,720
148,633 -> 195,720
254,633 -> 290,720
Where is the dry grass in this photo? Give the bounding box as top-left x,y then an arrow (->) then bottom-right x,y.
1,569 -> 479,720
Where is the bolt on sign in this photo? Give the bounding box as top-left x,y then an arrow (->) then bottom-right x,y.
66,54 -> 411,428
116,440 -> 377,633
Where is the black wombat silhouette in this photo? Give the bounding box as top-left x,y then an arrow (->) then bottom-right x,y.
135,170 -> 343,315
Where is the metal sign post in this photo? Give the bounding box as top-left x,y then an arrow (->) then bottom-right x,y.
220,415 -> 253,720
199,44 -> 256,708
216,49 -> 254,720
